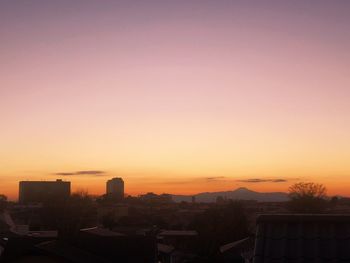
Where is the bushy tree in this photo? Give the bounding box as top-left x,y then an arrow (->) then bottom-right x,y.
287,182 -> 328,213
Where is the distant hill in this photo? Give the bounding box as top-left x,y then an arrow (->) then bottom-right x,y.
172,187 -> 289,203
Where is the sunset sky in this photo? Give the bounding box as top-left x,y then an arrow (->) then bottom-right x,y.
1,1 -> 350,200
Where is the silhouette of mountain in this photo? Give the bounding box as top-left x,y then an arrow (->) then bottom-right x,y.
172,187 -> 288,203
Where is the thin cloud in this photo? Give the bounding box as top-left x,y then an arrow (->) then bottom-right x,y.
75,170 -> 105,175
271,179 -> 288,183
156,176 -> 228,185
206,176 -> 226,181
54,172 -> 75,176
53,170 -> 106,176
237,178 -> 287,183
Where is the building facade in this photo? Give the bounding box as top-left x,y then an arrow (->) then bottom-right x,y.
19,179 -> 71,204
106,177 -> 124,200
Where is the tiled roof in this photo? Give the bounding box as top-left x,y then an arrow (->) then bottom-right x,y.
253,214 -> 350,263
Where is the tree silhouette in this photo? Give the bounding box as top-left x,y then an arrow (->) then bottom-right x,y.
287,182 -> 328,213
41,191 -> 96,239
0,195 -> 7,212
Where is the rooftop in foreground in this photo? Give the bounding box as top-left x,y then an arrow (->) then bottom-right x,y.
254,214 -> 350,263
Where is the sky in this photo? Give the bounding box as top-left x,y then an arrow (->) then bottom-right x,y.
1,1 -> 350,200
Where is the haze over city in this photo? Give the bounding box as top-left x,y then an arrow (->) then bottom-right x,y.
1,0 -> 350,200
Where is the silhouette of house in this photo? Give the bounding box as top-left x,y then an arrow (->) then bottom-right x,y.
0,228 -> 157,263
0,233 -> 60,262
36,240 -> 110,263
157,243 -> 175,263
158,230 -> 197,249
220,237 -> 254,263
253,214 -> 350,262
157,230 -> 198,261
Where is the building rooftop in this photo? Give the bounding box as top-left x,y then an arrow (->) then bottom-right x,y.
157,243 -> 175,254
220,237 -> 251,253
27,231 -> 58,238
253,214 -> 350,263
36,240 -> 109,263
19,179 -> 69,183
80,227 -> 124,237
159,230 -> 198,237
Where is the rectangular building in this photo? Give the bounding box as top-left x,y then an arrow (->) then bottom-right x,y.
19,179 -> 71,204
106,177 -> 124,201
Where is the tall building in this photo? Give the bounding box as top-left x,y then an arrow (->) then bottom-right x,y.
19,179 -> 71,204
106,177 -> 124,200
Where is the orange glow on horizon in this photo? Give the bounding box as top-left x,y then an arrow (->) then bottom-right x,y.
1,1 -> 350,200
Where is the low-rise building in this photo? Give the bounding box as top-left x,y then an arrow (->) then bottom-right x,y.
19,179 -> 70,204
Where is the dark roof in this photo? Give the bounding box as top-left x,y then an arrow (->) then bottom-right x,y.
27,230 -> 58,238
36,240 -> 110,263
159,230 -> 198,237
76,232 -> 157,262
157,243 -> 175,254
80,227 -> 124,237
254,214 -> 350,263
220,237 -> 252,253
0,220 -> 10,233
0,234 -> 56,262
